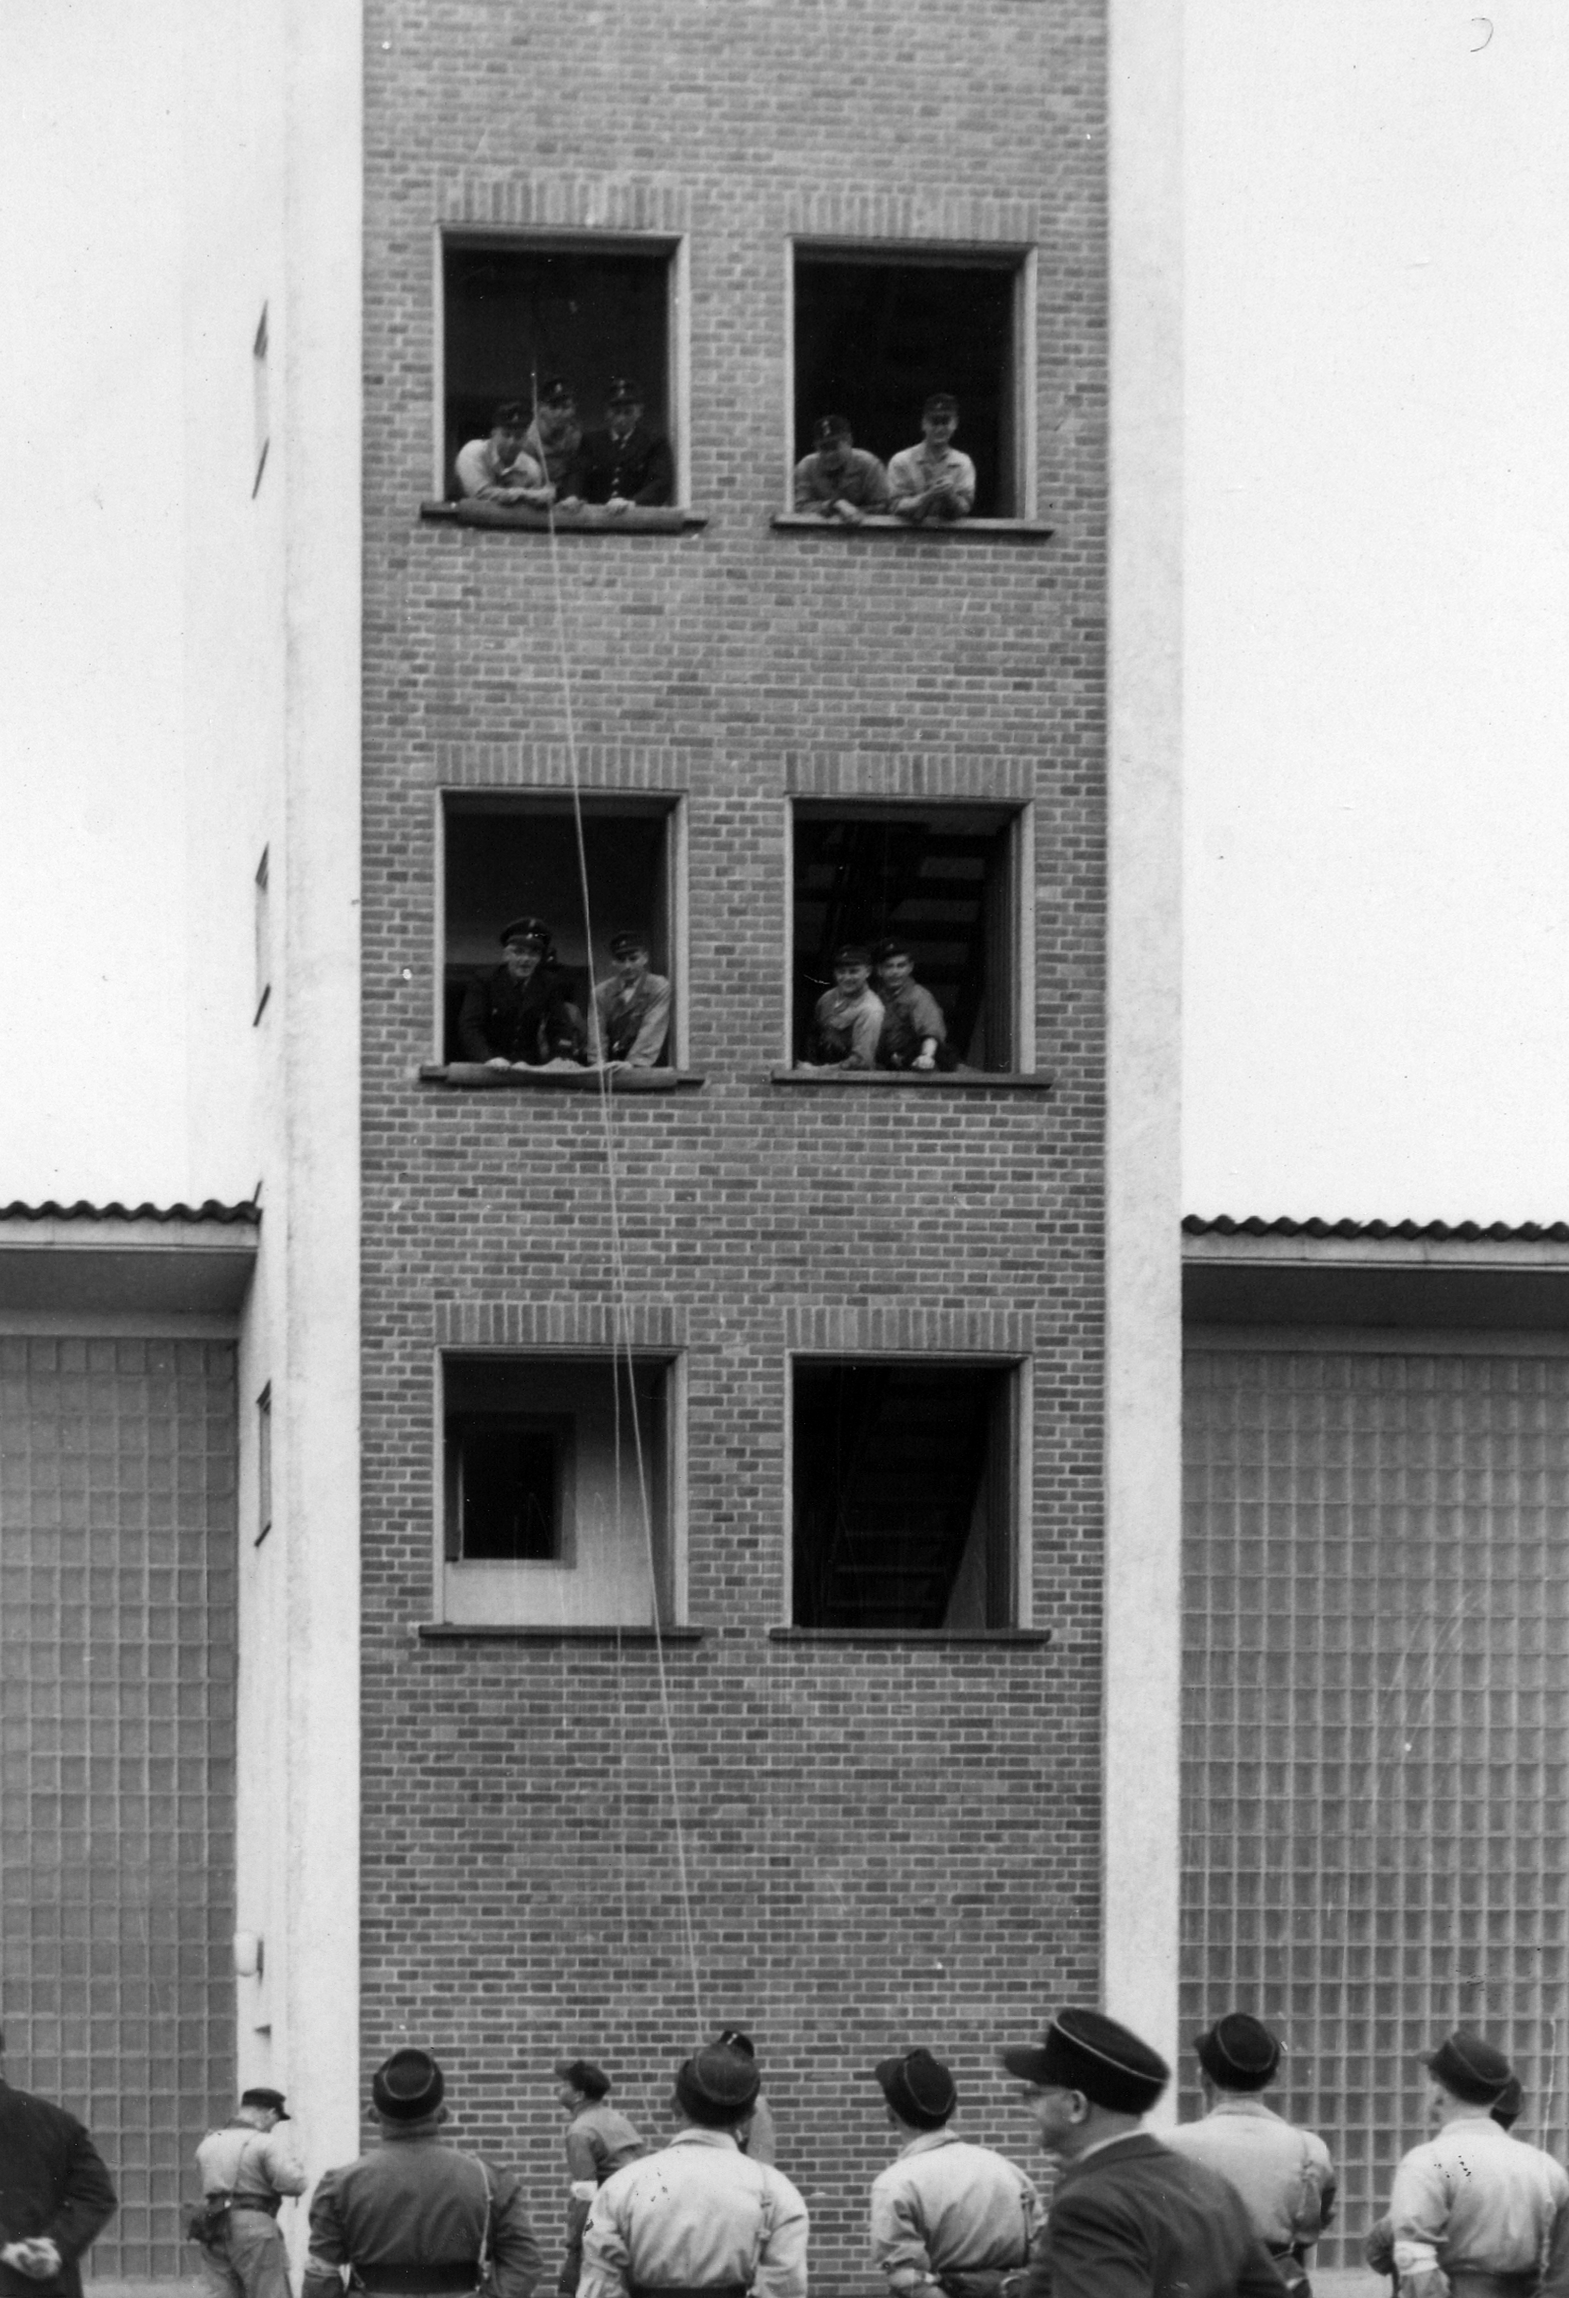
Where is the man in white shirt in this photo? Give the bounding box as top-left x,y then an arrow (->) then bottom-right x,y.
193,2087 -> 306,2298
580,2045 -> 807,2298
868,2047 -> 1040,2298
454,403 -> 554,509
1379,2032 -> 1569,2298
1164,2015 -> 1334,2298
887,396 -> 977,525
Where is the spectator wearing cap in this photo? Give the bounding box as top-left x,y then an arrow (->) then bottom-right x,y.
524,380 -> 586,508
871,942 -> 956,1073
579,383 -> 674,511
579,2044 -> 807,2298
1164,2017 -> 1335,2298
1373,2032 -> 1569,2298
0,2025 -> 117,2298
454,402 -> 554,510
193,2086 -> 306,2298
458,917 -> 587,1069
803,946 -> 884,1070
591,936 -> 672,1069
304,2048 -> 542,2298
888,397 -> 976,526
792,418 -> 891,525
714,2032 -> 776,2167
554,2062 -> 647,2298
999,2008 -> 1286,2298
867,2048 -> 1041,2298
1365,2080 -> 1526,2285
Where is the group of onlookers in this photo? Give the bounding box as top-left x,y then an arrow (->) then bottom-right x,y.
804,939 -> 957,1072
454,382 -> 978,525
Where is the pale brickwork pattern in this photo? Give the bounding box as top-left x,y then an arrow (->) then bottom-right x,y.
362,1 -> 1107,2280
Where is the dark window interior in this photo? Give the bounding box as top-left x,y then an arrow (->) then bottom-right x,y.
793,1361 -> 1016,1630
451,1418 -> 564,1561
793,803 -> 1018,1069
443,796 -> 673,1062
443,238 -> 673,496
793,253 -> 1020,517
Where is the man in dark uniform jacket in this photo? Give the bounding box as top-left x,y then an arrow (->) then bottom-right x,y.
998,2007 -> 1287,2298
305,2048 -> 541,2298
458,918 -> 586,1068
0,2029 -> 117,2298
578,381 -> 674,511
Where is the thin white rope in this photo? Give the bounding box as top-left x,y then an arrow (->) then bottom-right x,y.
540,446 -> 706,2038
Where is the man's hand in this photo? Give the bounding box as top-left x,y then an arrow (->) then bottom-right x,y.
484,1055 -> 510,1069
831,498 -> 865,526
606,495 -> 633,514
913,1051 -> 935,1070
2,2239 -> 63,2280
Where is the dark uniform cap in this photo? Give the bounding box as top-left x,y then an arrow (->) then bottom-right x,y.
715,2029 -> 756,2059
674,2043 -> 760,2125
813,414 -> 853,445
536,377 -> 575,410
1492,2075 -> 1524,2129
240,2087 -> 290,2120
608,931 -> 650,958
500,916 -> 553,951
555,2058 -> 611,2100
1194,2013 -> 1281,2092
871,937 -> 912,964
832,943 -> 872,968
923,392 -> 959,417
1423,2031 -> 1514,2106
1000,2008 -> 1171,2115
872,2048 -> 957,2131
372,2047 -> 445,2121
607,378 -> 644,408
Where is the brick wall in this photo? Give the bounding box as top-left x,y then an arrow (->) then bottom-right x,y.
361,2 -> 1107,2280
0,1337 -> 236,2280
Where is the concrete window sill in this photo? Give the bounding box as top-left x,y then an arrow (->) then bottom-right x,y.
420,1623 -> 708,1644
771,513 -> 1054,541
769,1067 -> 1053,1092
420,501 -> 707,535
420,1064 -> 705,1093
768,1627 -> 1052,1645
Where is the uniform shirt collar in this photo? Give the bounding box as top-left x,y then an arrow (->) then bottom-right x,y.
1208,2096 -> 1282,2120
899,2129 -> 961,2159
668,2127 -> 742,2150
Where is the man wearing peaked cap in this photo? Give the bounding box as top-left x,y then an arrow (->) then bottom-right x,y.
554,2061 -> 647,2298
591,934 -> 672,1069
304,2049 -> 542,2298
791,415 -> 891,525
457,917 -> 587,1070
193,2082 -> 305,2298
579,381 -> 674,511
1164,2016 -> 1336,2298
579,2045 -> 807,2298
1377,2031 -> 1569,2298
998,2009 -> 1288,2298
867,2049 -> 1041,2298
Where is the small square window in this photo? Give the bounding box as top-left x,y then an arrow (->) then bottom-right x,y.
441,234 -> 679,504
442,794 -> 680,1068
792,801 -> 1025,1071
792,247 -> 1028,518
255,1385 -> 272,1548
792,1359 -> 1021,1630
253,847 -> 271,1025
441,1354 -> 678,1627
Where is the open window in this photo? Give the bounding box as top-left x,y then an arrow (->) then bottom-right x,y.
442,1353 -> 678,1627
442,794 -> 679,1067
792,801 -> 1025,1071
792,247 -> 1029,518
792,1359 -> 1021,1630
441,233 -> 678,499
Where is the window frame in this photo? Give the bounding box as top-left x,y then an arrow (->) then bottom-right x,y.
433,224 -> 690,509
784,237 -> 1038,524
785,794 -> 1035,1075
435,788 -> 689,1072
434,1347 -> 688,1629
782,1349 -> 1033,1633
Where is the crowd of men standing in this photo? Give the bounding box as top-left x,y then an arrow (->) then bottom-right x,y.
4,2006 -> 1567,2298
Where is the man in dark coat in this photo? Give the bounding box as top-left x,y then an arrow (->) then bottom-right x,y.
578,380 -> 674,511
998,2007 -> 1287,2298
0,2032 -> 117,2298
458,917 -> 586,1068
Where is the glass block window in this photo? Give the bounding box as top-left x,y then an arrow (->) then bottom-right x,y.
1182,1350 -> 1569,2267
0,1338 -> 237,2280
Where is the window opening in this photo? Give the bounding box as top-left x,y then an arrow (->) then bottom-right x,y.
255,1385 -> 272,1548
793,250 -> 1023,519
252,305 -> 269,497
442,1354 -> 675,1627
253,846 -> 271,1024
792,803 -> 1019,1070
443,236 -> 676,505
443,795 -> 676,1068
792,1361 -> 1018,1630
